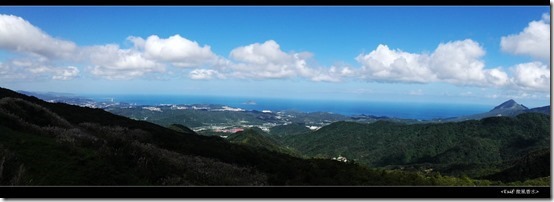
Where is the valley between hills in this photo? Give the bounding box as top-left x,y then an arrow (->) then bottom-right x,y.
0,87 -> 549,186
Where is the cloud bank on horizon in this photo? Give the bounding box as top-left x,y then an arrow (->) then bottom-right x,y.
0,12 -> 550,94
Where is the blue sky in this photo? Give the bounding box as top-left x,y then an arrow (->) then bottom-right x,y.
0,6 -> 550,107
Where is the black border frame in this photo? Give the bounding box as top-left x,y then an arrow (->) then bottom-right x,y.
0,0 -> 551,199
0,186 -> 551,198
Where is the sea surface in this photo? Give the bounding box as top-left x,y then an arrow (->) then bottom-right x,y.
86,94 -> 493,120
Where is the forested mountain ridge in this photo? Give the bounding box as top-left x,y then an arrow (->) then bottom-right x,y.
1,86 -> 521,186
440,99 -> 549,122
226,128 -> 301,157
0,87 -> 549,186
280,112 -> 550,181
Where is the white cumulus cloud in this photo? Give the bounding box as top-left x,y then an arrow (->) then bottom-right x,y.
178,40 -> 357,82
484,68 -> 509,87
510,62 -> 550,92
0,61 -> 27,80
356,39 -> 507,87
356,44 -> 434,83
543,13 -> 551,23
0,14 -> 77,59
429,39 -> 487,85
227,40 -> 328,80
230,40 -> 293,65
311,66 -> 356,82
82,44 -> 165,80
139,34 -> 217,67
52,66 -> 80,80
0,12 -> 550,97
0,59 -> 79,80
189,69 -> 225,80
0,14 -> 219,81
500,13 -> 550,61
82,35 -> 220,80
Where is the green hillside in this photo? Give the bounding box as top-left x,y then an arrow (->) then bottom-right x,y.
0,86 -> 512,186
107,107 -> 268,128
482,148 -> 550,183
269,123 -> 312,137
0,87 -> 548,186
227,128 -> 301,157
281,114 -> 550,181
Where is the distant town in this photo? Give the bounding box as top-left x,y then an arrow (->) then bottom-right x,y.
19,91 -> 550,141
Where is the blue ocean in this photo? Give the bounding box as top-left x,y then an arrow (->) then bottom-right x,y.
87,94 -> 493,120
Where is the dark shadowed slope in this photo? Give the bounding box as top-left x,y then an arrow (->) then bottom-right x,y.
1,86 -> 498,186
